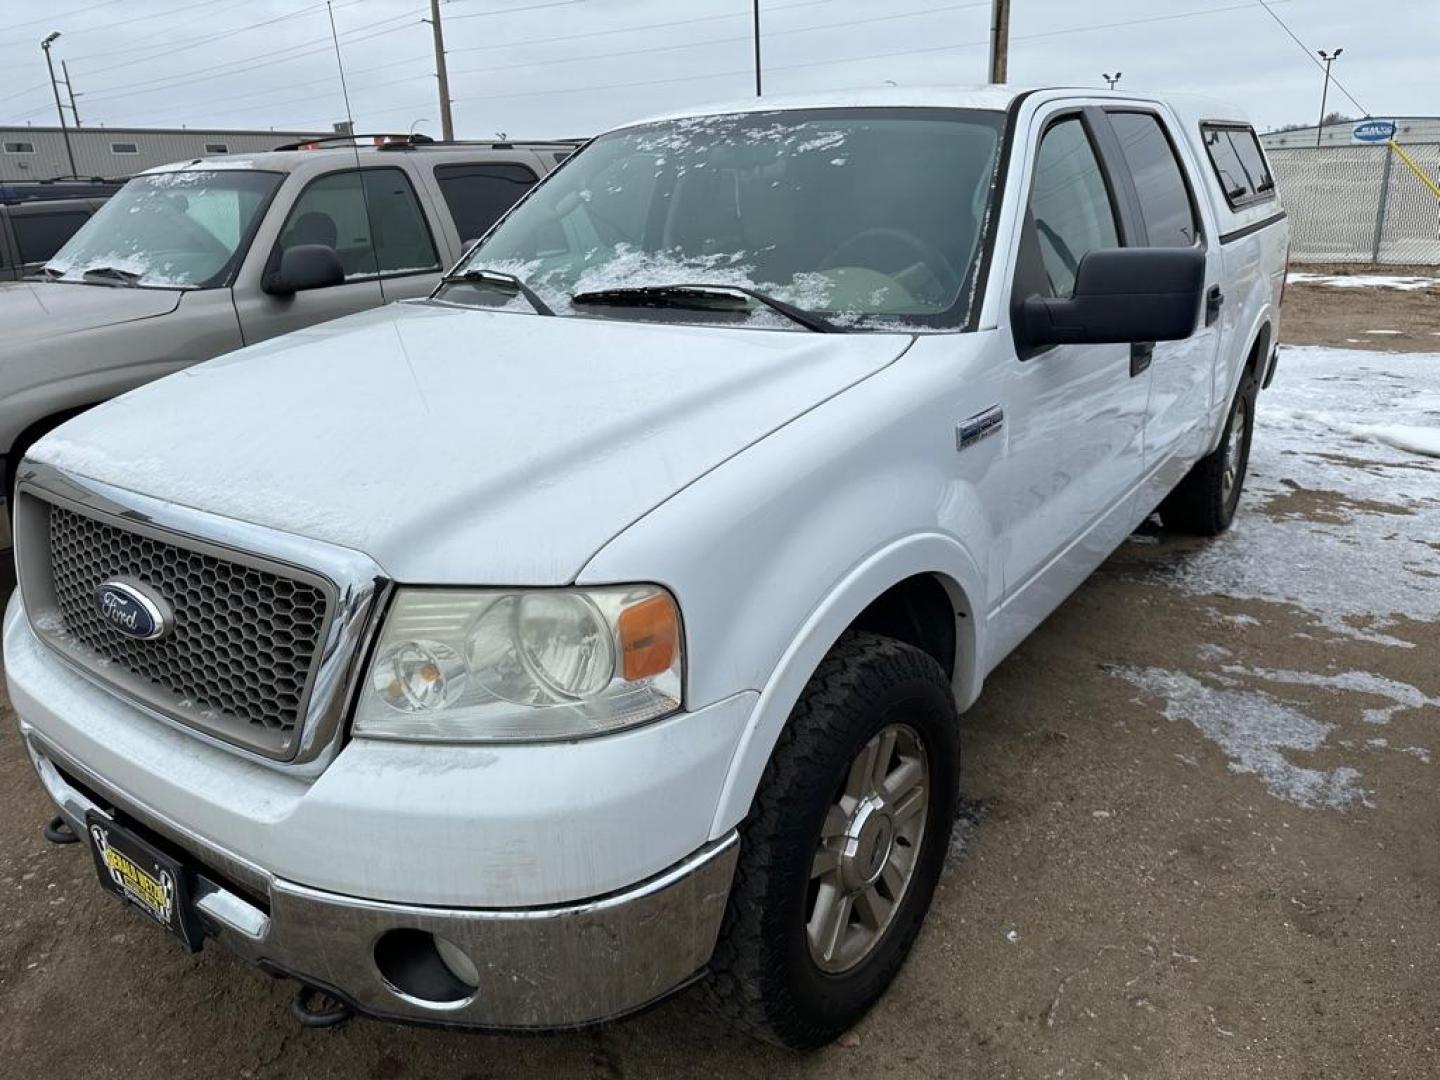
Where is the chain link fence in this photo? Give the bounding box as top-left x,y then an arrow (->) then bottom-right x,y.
1268,144 -> 1440,265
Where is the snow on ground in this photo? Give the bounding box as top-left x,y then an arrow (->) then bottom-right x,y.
1117,664 -> 1369,809
1150,346 -> 1440,641
1116,345 -> 1440,809
1287,272 -> 1440,291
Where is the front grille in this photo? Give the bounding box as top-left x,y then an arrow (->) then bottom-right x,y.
42,502 -> 331,755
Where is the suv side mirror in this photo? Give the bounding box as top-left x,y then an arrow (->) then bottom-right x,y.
1018,247 -> 1205,349
263,244 -> 345,296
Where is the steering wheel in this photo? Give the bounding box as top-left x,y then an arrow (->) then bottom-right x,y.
820,227 -> 962,305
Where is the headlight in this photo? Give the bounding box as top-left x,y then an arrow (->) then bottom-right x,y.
353,585 -> 683,742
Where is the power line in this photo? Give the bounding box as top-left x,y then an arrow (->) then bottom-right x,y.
0,83 -> 52,108
76,9 -> 425,107
75,1 -> 361,78
1253,0 -> 1369,116
65,0 -> 278,61
8,0 -> 129,34
448,0 -> 585,20
436,0 -> 1285,106
447,1 -> 993,79
446,0 -> 832,57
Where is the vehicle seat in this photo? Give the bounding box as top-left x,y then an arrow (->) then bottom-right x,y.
665,167 -> 747,258
284,211 -> 338,251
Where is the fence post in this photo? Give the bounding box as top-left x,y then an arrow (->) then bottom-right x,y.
1371,144 -> 1395,264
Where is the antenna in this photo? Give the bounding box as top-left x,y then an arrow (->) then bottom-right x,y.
326,1 -> 386,302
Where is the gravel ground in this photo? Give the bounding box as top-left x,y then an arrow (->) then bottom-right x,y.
2,278 -> 1437,1078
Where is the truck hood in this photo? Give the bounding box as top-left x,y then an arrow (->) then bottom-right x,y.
0,281 -> 181,348
32,301 -> 912,584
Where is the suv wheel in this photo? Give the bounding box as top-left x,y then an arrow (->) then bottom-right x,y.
1159,368 -> 1258,536
705,632 -> 960,1049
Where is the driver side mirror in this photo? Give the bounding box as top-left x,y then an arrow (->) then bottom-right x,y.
263,244 -> 345,296
1017,247 -> 1205,349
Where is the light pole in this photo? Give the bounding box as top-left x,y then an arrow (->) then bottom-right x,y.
1315,48 -> 1342,148
1102,72 -> 1122,89
752,0 -> 762,97
40,32 -> 78,177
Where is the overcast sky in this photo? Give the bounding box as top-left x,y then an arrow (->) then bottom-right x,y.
1,0 -> 1435,139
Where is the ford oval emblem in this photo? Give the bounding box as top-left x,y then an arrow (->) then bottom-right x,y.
94,579 -> 173,641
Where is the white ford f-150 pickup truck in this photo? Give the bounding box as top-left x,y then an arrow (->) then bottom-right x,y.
5,86 -> 1287,1049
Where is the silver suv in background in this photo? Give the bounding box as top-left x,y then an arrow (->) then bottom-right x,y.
0,135 -> 571,546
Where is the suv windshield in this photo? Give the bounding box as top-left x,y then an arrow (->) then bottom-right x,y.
45,169 -> 282,289
442,107 -> 1006,331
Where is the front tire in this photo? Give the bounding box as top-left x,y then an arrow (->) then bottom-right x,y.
1159,368 -> 1258,536
705,632 -> 960,1049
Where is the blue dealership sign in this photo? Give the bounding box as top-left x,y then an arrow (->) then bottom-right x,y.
1352,119 -> 1398,143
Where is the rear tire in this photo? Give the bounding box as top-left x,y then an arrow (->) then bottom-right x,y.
705,632 -> 960,1049
1159,368 -> 1257,536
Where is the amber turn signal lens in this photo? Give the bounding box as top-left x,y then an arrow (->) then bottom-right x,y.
618,592 -> 679,681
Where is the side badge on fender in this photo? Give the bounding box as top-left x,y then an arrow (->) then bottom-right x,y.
956,406 -> 1005,452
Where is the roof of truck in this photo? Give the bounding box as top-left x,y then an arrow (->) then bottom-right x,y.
626,84 -> 1251,129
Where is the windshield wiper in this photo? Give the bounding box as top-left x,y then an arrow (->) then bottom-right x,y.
439,267 -> 554,316
32,265 -> 64,281
571,283 -> 838,333
81,265 -> 142,287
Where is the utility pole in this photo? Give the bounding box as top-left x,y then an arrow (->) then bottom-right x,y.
753,0 -> 762,97
425,0 -> 454,141
988,0 -> 1010,83
61,60 -> 81,127
40,32 -> 77,177
1315,47 -> 1342,148
1102,72 -> 1122,90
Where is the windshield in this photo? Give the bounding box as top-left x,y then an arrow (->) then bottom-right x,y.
440,107 -> 1005,331
45,169 -> 282,289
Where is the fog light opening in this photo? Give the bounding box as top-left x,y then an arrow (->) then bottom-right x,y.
373,928 -> 479,1007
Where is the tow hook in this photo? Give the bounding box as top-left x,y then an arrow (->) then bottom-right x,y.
43,815 -> 79,845
291,984 -> 353,1029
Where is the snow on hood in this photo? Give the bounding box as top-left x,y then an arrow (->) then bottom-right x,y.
31,302 -> 913,584
0,281 -> 180,349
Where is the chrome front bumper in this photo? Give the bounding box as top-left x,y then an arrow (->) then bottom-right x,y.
28,733 -> 739,1030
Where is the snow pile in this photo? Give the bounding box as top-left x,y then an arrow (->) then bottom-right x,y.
1287,272 -> 1440,291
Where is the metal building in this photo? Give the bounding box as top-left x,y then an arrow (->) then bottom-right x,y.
0,126 -> 330,182
1262,116 -> 1440,150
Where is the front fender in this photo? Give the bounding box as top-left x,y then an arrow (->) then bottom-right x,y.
577,333 -> 1007,843
705,531 -> 985,837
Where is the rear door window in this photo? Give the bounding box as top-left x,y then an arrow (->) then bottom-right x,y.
13,210 -> 91,265
1108,112 -> 1200,246
275,168 -> 441,281
1200,123 -> 1275,208
433,162 -> 538,243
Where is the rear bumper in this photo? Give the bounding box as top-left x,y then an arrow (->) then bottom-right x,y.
28,734 -> 738,1029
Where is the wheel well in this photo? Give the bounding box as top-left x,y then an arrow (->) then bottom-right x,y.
1247,323 -> 1272,380
848,574 -> 960,680
6,405 -> 94,489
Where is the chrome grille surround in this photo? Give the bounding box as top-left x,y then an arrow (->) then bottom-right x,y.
14,461 -> 389,772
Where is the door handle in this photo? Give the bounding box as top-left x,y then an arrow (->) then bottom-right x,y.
1130,342 -> 1154,378
1205,285 -> 1224,326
